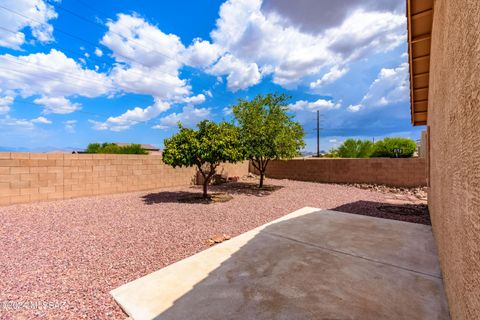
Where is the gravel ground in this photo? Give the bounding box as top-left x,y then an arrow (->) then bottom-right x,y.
0,179 -> 427,319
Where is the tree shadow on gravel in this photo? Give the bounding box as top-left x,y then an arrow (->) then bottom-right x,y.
141,182 -> 283,205
209,182 -> 283,197
331,201 -> 431,225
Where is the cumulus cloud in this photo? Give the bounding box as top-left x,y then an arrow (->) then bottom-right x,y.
206,0 -> 406,89
182,93 -> 206,105
90,99 -> 171,131
153,105 -> 211,129
348,62 -> 409,112
31,116 -> 51,124
0,96 -> 14,114
261,0 -> 403,34
101,14 -> 193,101
208,54 -> 261,91
0,0 -> 58,50
64,120 -> 76,133
289,98 -> 341,111
0,50 -> 112,113
94,47 -> 103,57
0,114 -> 51,128
310,66 -> 349,89
184,38 -> 221,68
34,96 -> 81,114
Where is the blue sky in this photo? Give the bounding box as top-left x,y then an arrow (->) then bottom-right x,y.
0,0 -> 424,152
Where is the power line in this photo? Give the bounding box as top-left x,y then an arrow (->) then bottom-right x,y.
46,0 -> 183,65
0,4 -> 177,72
0,20 -> 187,91
0,8 -> 237,108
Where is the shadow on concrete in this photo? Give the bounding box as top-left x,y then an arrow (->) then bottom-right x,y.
112,208 -> 449,320
331,201 -> 431,225
141,182 -> 283,205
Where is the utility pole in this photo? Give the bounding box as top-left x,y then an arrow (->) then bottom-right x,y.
316,110 -> 320,157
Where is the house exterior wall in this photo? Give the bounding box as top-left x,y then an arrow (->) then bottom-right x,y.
0,153 -> 249,206
250,158 -> 426,187
428,0 -> 480,318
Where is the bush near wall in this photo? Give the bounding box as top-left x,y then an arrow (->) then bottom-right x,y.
85,143 -> 148,154
371,138 -> 417,158
329,137 -> 417,158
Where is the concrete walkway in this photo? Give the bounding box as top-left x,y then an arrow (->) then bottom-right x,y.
111,207 -> 450,320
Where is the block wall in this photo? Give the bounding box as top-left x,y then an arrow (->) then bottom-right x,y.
251,158 -> 426,187
0,153 -> 249,206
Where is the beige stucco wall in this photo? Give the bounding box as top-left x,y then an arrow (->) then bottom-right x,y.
250,158 -> 427,187
0,153 -> 249,206
428,0 -> 480,318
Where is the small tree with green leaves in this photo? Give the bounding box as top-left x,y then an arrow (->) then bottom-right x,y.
371,137 -> 417,158
232,93 -> 305,188
337,139 -> 374,158
162,120 -> 242,198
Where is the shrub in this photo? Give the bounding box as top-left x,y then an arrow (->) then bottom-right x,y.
336,139 -> 374,158
371,137 -> 417,158
85,143 -> 148,154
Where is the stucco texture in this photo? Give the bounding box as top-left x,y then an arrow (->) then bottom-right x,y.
428,0 -> 480,319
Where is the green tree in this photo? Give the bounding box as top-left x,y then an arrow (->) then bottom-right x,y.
371,137 -> 417,158
162,120 -> 243,198
85,143 -> 148,154
337,139 -> 374,158
324,148 -> 339,158
232,93 -> 305,188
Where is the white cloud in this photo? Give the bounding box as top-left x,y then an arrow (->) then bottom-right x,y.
182,93 -> 206,105
88,119 -> 108,131
64,120 -> 76,133
208,54 -> 261,91
0,96 -> 14,114
90,99 -> 171,131
347,104 -> 362,112
31,116 -> 51,124
0,114 -> 50,128
0,0 -> 58,50
261,0 -> 403,33
34,96 -> 81,114
101,14 -> 192,101
154,105 -> 211,129
206,0 -> 406,89
94,47 -> 103,57
348,62 -> 409,112
222,106 -> 232,116
184,38 -> 221,68
289,98 -> 341,111
310,66 -> 349,89
0,49 -> 112,111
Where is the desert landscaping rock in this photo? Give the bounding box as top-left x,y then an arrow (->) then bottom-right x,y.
0,178 -> 429,319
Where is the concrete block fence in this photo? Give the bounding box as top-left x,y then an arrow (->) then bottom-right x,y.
250,158 -> 427,187
0,152 -> 249,206
0,153 -> 425,206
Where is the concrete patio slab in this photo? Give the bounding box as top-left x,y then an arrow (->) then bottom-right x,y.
111,207 -> 450,320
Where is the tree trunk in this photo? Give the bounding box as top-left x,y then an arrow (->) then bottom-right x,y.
202,179 -> 208,199
259,172 -> 265,188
